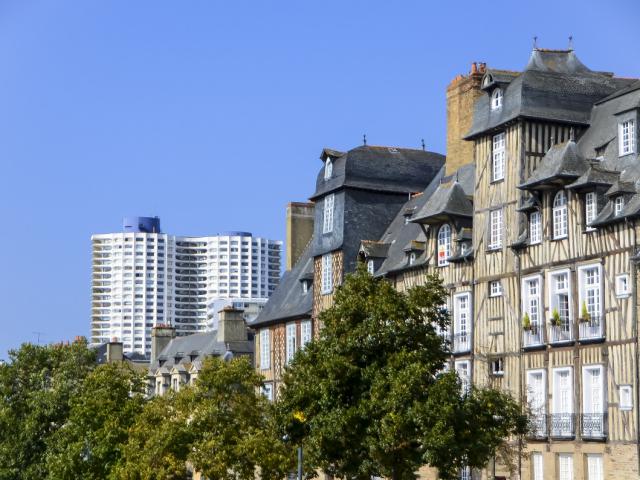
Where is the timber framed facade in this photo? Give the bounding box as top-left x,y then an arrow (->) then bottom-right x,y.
253,47 -> 640,480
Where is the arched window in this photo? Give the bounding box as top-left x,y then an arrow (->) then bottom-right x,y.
437,224 -> 452,266
324,159 -> 333,180
491,88 -> 503,110
553,191 -> 568,239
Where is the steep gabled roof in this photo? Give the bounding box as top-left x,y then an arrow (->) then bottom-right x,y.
566,165 -> 619,191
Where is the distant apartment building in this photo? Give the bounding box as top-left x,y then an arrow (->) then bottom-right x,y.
91,216 -> 281,357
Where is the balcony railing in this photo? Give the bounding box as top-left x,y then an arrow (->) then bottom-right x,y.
550,413 -> 575,438
453,332 -> 471,353
549,324 -> 573,344
579,317 -> 604,341
523,324 -> 544,347
582,413 -> 607,439
528,413 -> 547,438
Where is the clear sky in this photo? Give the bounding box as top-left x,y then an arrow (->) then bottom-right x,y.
1,0 -> 639,357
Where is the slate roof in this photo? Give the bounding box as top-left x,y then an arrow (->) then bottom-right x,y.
250,240 -> 313,328
149,330 -> 253,373
566,165 -> 619,191
465,49 -> 636,139
360,240 -> 390,258
310,145 -> 445,200
519,140 -> 589,189
411,163 -> 475,224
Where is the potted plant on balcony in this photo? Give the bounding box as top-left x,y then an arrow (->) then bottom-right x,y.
522,312 -> 532,331
579,301 -> 591,323
550,308 -> 562,327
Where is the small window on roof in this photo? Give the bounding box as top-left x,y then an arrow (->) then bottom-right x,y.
324,159 -> 333,180
367,259 -> 375,275
615,196 -> 625,216
491,88 -> 503,110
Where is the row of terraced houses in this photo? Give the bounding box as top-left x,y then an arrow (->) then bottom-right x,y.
250,47 -> 640,480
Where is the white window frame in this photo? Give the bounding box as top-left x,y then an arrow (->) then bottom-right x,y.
437,224 -> 452,266
491,88 -> 503,110
300,320 -> 312,348
453,292 -> 472,353
552,367 -> 574,416
301,280 -> 309,294
553,191 -> 568,239
619,119 -> 636,156
619,384 -> 633,411
585,192 -> 597,231
455,359 -> 471,394
321,254 -> 333,294
531,452 -> 544,480
616,274 -> 630,298
529,210 -> 542,244
548,269 -> 572,335
492,132 -> 506,182
522,275 -> 543,340
578,264 -> 603,323
323,194 -> 335,234
582,365 -> 605,416
586,453 -> 603,480
527,369 -> 547,415
260,329 -> 270,370
558,453 -> 574,480
285,322 -> 296,363
409,252 -> 416,265
367,259 -> 375,275
489,280 -> 502,297
614,196 -> 625,216
489,209 -> 503,249
324,158 -> 333,179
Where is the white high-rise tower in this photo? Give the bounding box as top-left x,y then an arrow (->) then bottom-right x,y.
91,217 -> 282,357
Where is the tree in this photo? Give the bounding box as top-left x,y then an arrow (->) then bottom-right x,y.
0,341 -> 96,480
278,266 -> 528,480
45,363 -> 147,480
114,356 -> 294,480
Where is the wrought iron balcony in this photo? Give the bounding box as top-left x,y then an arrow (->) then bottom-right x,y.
523,324 -> 544,347
579,317 -> 604,342
550,413 -> 575,438
453,332 -> 471,353
528,413 -> 547,438
582,413 -> 607,439
548,324 -> 573,344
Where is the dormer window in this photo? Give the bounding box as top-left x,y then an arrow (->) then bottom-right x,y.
615,196 -> 625,216
408,252 -> 416,265
619,120 -> 636,156
367,259 -> 375,275
301,280 -> 309,293
324,159 -> 333,180
323,194 -> 334,234
552,191 -> 568,239
491,88 -> 503,110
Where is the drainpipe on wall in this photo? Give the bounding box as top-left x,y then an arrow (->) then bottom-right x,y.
632,219 -> 640,476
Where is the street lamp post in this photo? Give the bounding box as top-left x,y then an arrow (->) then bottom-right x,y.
297,445 -> 303,480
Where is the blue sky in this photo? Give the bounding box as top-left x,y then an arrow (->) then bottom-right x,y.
1,0 -> 639,357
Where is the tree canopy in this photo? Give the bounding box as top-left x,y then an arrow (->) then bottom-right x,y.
278,266 -> 528,480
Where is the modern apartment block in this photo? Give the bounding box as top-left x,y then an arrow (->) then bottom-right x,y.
254,47 -> 640,479
91,217 -> 281,357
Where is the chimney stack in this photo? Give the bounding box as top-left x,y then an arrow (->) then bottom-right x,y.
286,202 -> 314,270
151,325 -> 176,362
217,307 -> 248,343
106,339 -> 124,363
445,62 -> 486,176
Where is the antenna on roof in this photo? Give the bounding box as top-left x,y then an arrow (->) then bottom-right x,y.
568,35 -> 574,50
421,138 -> 425,151
363,134 -> 367,146
533,36 -> 538,50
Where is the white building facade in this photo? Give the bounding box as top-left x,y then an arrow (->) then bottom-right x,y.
91,217 -> 281,357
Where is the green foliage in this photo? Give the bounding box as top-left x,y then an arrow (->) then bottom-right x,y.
580,301 -> 591,322
522,312 -> 531,330
550,308 -> 562,326
114,357 -> 294,480
45,363 -> 147,480
278,266 -> 527,480
0,341 -> 96,480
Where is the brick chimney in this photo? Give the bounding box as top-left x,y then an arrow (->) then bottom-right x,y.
445,62 -> 486,176
217,307 -> 248,343
151,325 -> 176,362
286,202 -> 314,270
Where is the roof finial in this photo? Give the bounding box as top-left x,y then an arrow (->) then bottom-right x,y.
421,138 -> 425,151
568,35 -> 574,50
570,127 -> 575,142
533,36 -> 538,50
363,134 -> 367,146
